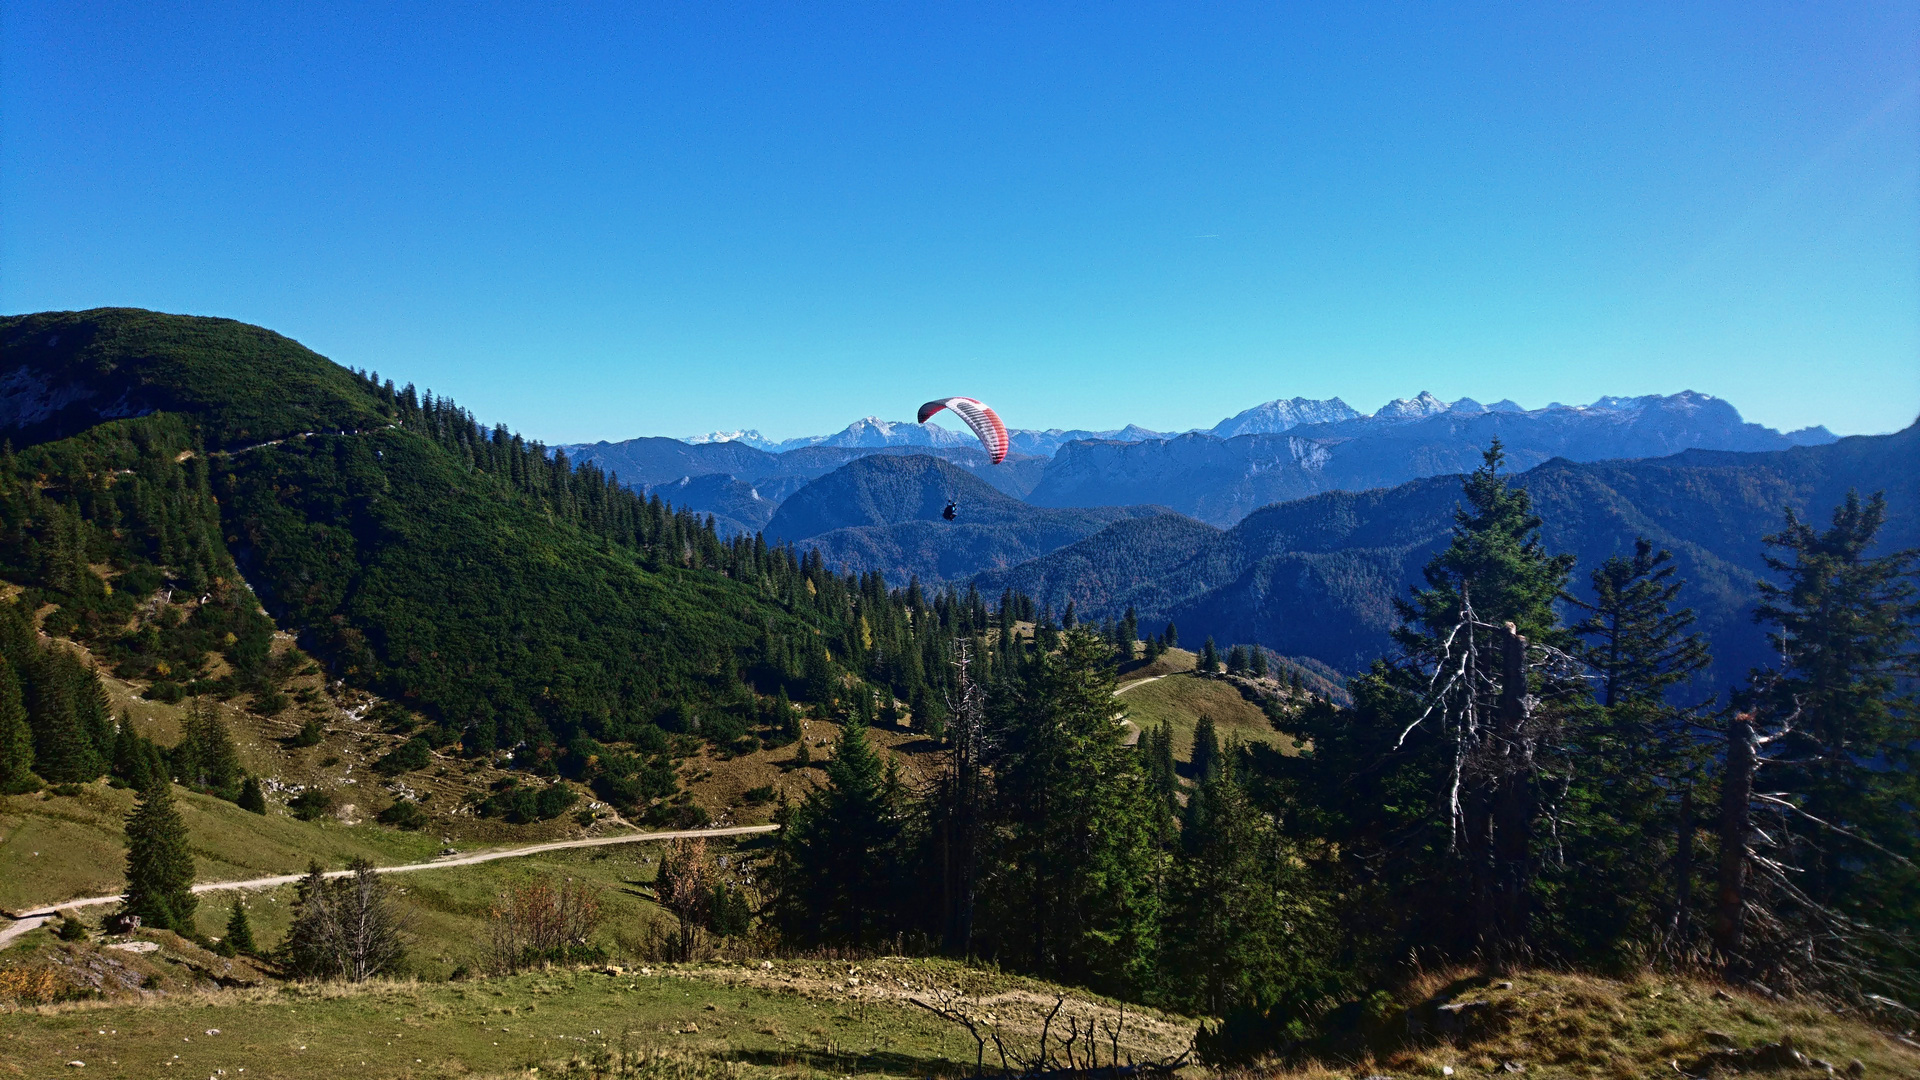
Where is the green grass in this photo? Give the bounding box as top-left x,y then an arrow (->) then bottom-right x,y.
1115,672 -> 1296,763
1263,967 -> 1920,1080
0,782 -> 443,912
0,958 -> 1197,1080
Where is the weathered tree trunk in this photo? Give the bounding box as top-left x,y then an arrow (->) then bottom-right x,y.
1487,621 -> 1533,972
942,643 -> 982,956
1713,713 -> 1756,968
1670,785 -> 1694,952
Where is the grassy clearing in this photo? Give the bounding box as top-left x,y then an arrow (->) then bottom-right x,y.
1252,968 -> 1920,1080
0,959 -> 1197,1080
0,782 -> 443,912
1116,674 -> 1296,763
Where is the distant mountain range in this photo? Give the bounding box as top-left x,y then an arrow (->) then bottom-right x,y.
568,390 -> 1840,534
978,423 -> 1917,696
676,390 -> 1833,459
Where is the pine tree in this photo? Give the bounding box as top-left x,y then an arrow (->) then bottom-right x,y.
770,719 -> 902,947
1574,539 -> 1711,707
984,631 -> 1162,995
1191,713 -> 1222,784
1743,491 -> 1919,934
0,655 -> 36,793
224,897 -> 257,956
122,774 -> 196,932
26,649 -> 102,783
1162,756 -> 1327,1016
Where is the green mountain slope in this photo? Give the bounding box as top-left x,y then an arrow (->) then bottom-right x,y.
768,454 -> 1166,582
0,309 -> 1001,825
2,309 -> 389,449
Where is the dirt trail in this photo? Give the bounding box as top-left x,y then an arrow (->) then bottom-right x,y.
0,823 -> 777,949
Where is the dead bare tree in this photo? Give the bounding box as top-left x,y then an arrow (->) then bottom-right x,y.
1391,590 -> 1590,971
1710,691 -> 1919,1002
909,987 -> 1191,1079
940,640 -> 990,956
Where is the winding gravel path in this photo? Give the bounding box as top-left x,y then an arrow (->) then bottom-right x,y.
0,823 -> 777,949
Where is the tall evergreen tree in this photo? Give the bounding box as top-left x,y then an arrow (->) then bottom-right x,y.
122,774 -> 196,932
1163,754 -> 1329,1017
1574,539 -> 1711,707
1556,538 -> 1714,961
1191,713 -> 1222,784
983,631 -> 1162,995
770,718 -> 902,947
26,649 -> 102,783
0,655 -> 36,793
1736,492 -> 1919,953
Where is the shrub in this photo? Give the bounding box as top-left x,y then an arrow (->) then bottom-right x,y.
288,789 -> 334,821
377,799 -> 427,830
147,680 -> 185,704
372,736 -> 432,776
289,716 -> 325,747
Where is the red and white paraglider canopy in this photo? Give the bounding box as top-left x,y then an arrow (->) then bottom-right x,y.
918,397 -> 1008,464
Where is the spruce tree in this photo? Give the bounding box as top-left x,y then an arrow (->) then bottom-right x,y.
238,775 -> 267,814
1201,637 -> 1220,674
122,774 -> 196,932
224,897 -> 257,956
27,649 -> 102,783
1747,492 -> 1919,929
984,631 -> 1162,995
1163,755 -> 1327,1016
1558,538 -> 1713,955
1191,713 -> 1222,784
770,719 -> 901,946
1575,539 -> 1711,706
1250,646 -> 1268,678
0,655 -> 36,793
1164,621 -> 1179,649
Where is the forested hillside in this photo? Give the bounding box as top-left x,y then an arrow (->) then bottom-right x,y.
0,309 -> 1037,827
979,424 -> 1919,694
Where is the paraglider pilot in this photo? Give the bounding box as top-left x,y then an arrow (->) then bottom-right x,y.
943,500 -> 958,521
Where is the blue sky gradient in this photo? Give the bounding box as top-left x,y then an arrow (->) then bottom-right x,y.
3,2 -> 1915,441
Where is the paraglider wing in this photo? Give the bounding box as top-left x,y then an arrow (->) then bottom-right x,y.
917,397 -> 1008,464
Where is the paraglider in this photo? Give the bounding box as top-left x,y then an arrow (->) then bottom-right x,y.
917,397 -> 1008,465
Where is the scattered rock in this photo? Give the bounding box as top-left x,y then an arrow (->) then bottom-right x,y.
679,1022 -> 699,1034
1493,981 -> 1513,991
1703,1031 -> 1737,1048
104,941 -> 159,954
1713,989 -> 1734,1002
65,1063 -> 84,1069
1847,1060 -> 1866,1079
703,1003 -> 717,1011
760,960 -> 773,970
1501,1062 -> 1525,1073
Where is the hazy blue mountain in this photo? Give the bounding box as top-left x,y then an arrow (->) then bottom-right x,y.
765,455 -> 1166,582
1027,391 -> 1840,525
980,421 -> 1916,696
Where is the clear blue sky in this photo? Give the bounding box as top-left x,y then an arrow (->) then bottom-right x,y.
3,3 -> 1915,442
